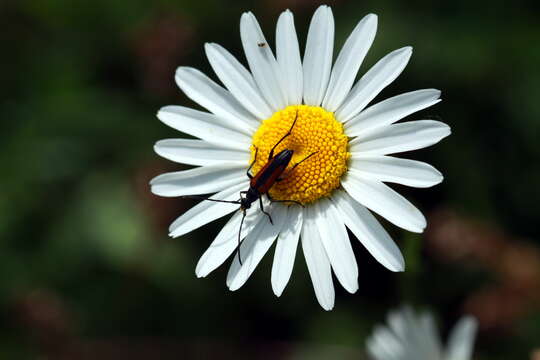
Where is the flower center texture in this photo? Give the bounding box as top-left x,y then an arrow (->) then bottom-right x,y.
250,105 -> 350,204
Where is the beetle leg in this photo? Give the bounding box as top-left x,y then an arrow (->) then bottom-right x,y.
236,209 -> 247,265
289,151 -> 318,172
268,109 -> 299,160
259,196 -> 273,224
276,151 -> 319,182
246,146 -> 258,179
269,198 -> 305,207
267,193 -> 304,208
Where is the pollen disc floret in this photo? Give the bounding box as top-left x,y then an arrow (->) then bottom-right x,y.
250,105 -> 349,204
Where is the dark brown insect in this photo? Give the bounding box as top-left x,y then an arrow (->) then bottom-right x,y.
183,111 -> 316,264
257,42 -> 266,47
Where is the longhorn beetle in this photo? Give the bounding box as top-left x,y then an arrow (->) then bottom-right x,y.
183,110 -> 317,264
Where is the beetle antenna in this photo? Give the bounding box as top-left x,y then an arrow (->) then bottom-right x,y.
180,195 -> 241,205
237,209 -> 247,265
268,109 -> 299,160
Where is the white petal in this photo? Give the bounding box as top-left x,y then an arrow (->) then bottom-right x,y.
367,325 -> 405,360
322,14 -> 377,111
168,181 -> 248,238
154,139 -> 249,167
301,205 -> 335,310
314,198 -> 358,293
302,5 -> 334,106
387,308 -> 438,360
349,120 -> 451,156
157,106 -> 251,151
227,203 -> 287,291
271,205 -> 303,297
387,308 -> 409,339
349,155 -> 443,188
175,67 -> 258,134
337,47 -> 412,122
205,43 -> 273,119
276,10 -> 303,105
342,174 -> 426,233
419,313 -> 444,359
240,12 -> 287,111
150,164 -> 245,197
345,89 -> 442,135
445,316 -> 478,360
332,190 -> 404,272
196,209 -> 264,278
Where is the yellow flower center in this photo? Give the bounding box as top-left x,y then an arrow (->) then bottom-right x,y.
250,105 -> 350,204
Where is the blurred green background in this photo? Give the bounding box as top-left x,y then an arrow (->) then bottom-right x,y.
1,0 -> 539,358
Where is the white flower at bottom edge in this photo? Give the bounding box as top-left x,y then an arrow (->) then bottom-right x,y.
150,5 -> 450,310
366,307 -> 478,360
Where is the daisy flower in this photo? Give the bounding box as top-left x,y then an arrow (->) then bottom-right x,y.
150,5 -> 450,310
366,307 -> 478,360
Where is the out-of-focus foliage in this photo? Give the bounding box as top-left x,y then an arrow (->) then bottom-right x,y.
1,0 -> 539,359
